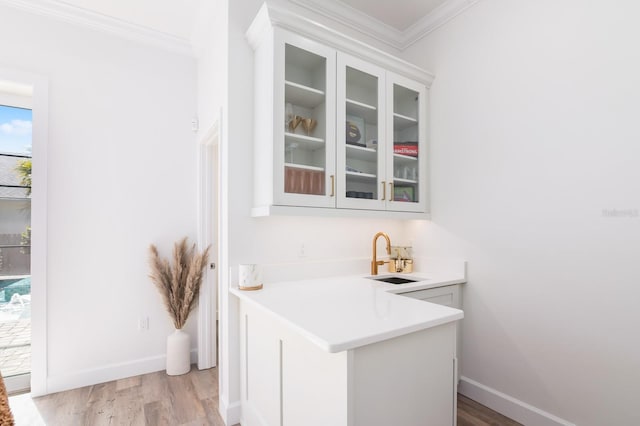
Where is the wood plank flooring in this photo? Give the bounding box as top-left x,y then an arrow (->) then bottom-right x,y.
8,367 -> 520,425
9,367 -> 228,426
458,394 -> 522,426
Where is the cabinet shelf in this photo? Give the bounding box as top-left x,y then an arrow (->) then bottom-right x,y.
393,112 -> 418,130
346,144 -> 377,162
285,80 -> 325,108
285,162 -> 325,171
393,177 -> 418,184
393,153 -> 418,166
346,98 -> 377,123
346,171 -> 377,182
285,132 -> 325,150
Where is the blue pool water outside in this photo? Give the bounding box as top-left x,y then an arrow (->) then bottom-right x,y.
0,277 -> 31,303
0,276 -> 31,378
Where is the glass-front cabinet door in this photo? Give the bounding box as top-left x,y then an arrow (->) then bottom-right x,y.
386,73 -> 427,213
336,53 -> 386,210
273,32 -> 336,208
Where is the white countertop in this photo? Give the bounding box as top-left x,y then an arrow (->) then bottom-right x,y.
230,270 -> 465,353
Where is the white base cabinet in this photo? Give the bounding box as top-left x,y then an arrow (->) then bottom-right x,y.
400,284 -> 463,381
239,300 -> 458,426
400,283 -> 461,308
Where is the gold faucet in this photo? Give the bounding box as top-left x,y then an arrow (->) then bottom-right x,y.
371,232 -> 391,275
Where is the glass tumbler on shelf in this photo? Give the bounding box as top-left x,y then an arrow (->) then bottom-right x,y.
402,166 -> 410,180
285,142 -> 298,164
408,166 -> 417,181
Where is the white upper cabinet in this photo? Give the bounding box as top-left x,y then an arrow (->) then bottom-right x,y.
247,3 -> 433,218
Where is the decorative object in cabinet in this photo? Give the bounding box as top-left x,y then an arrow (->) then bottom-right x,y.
394,186 -> 415,202
284,164 -> 325,195
345,115 -> 365,146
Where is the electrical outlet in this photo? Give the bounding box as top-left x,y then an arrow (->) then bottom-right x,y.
138,316 -> 149,331
299,243 -> 306,258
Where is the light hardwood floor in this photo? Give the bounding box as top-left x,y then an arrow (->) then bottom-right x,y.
9,367 -> 520,425
9,367 -> 228,426
458,394 -> 522,426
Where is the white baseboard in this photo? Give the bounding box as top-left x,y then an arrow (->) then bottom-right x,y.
41,349 -> 198,396
459,376 -> 575,426
219,397 -> 241,426
5,373 -> 30,395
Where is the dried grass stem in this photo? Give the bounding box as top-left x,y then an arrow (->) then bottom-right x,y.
149,238 -> 211,329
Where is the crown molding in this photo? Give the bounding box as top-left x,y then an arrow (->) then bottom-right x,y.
248,2 -> 434,86
403,0 -> 481,48
0,0 -> 194,57
289,0 -> 481,51
289,0 -> 405,50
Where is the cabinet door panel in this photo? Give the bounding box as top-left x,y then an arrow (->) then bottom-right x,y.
281,328 -> 348,426
336,53 -> 386,210
274,30 -> 336,208
385,73 -> 427,213
240,306 -> 282,426
400,284 -> 462,383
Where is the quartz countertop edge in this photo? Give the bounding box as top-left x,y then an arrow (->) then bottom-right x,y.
230,273 -> 465,353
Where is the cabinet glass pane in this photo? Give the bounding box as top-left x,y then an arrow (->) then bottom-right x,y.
344,67 -> 378,200
284,44 -> 327,196
392,84 -> 419,204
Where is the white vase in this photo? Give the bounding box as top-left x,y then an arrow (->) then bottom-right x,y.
166,328 -> 190,376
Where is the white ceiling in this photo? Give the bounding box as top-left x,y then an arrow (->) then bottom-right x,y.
48,0 -> 452,40
338,0 -> 449,31
3,0 -> 475,53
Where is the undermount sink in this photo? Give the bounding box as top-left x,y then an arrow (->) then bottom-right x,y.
370,276 -> 419,285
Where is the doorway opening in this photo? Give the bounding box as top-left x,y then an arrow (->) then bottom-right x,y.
197,116 -> 220,371
0,95 -> 33,393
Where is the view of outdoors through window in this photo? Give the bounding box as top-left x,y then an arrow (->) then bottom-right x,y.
0,104 -> 32,379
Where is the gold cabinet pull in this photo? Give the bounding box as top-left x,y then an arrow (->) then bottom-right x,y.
389,182 -> 394,201
330,175 -> 335,197
381,181 -> 386,200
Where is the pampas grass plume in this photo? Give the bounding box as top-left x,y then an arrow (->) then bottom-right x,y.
149,237 -> 211,329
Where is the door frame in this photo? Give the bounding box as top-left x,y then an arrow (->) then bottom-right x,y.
197,114 -> 220,369
0,67 -> 49,396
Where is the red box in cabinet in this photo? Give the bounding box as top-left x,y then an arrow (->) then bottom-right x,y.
393,142 -> 418,157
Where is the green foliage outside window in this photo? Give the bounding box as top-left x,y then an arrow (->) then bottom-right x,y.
15,159 -> 32,195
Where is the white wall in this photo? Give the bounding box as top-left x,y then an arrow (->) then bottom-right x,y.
193,0 -> 228,138
219,0 -> 410,421
191,0 -> 231,417
403,1 -> 640,424
0,5 -> 198,393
